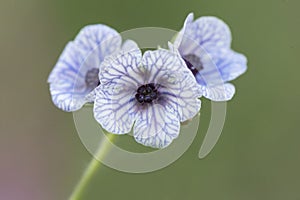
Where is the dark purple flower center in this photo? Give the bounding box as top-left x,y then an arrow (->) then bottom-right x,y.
182,54 -> 204,76
85,68 -> 100,88
135,83 -> 158,104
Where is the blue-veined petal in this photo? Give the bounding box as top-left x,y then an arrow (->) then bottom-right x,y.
133,103 -> 180,148
159,72 -> 202,122
142,49 -> 202,121
142,49 -> 194,83
93,84 -> 138,134
173,12 -> 194,49
84,89 -> 97,103
48,42 -> 94,111
99,48 -> 144,88
176,14 -> 232,55
212,49 -> 247,82
74,24 -> 122,60
48,42 -> 86,83
49,79 -> 90,112
94,49 -> 144,133
194,49 -> 247,85
200,83 -> 235,101
48,25 -> 126,111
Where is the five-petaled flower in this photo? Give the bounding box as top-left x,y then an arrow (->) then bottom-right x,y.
48,24 -> 136,111
93,48 -> 202,148
172,13 -> 247,101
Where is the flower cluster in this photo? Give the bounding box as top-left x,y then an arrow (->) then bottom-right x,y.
48,13 -> 247,148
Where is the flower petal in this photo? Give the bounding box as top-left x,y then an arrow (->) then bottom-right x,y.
173,12 -> 194,49
142,49 -> 202,121
84,89 -> 97,103
133,104 -> 180,148
142,49 -> 194,84
48,42 -> 86,83
74,24 -> 122,61
49,79 -> 88,112
176,15 -> 232,55
212,50 -> 247,82
48,42 -> 92,111
48,25 -> 126,111
93,84 -> 137,134
121,40 -> 139,52
159,72 -> 202,122
100,48 -> 144,88
94,49 -> 144,133
200,83 -> 236,101
194,49 -> 247,85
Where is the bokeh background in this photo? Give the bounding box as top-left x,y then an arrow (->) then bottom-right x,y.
1,0 -> 299,199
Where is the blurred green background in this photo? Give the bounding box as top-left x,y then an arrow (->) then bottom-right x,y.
1,0 -> 299,199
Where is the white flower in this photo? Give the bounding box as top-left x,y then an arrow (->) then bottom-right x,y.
172,13 -> 248,101
93,48 -> 202,148
48,24 -> 137,111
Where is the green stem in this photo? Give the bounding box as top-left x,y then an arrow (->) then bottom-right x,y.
69,134 -> 115,200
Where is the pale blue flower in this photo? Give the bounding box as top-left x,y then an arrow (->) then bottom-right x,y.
48,24 -> 137,111
93,48 -> 202,148
172,13 -> 247,101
